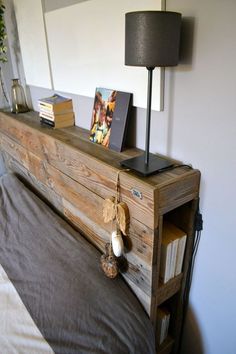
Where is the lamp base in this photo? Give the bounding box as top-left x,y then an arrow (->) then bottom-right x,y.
120,153 -> 173,176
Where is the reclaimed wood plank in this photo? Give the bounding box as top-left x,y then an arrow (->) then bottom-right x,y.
158,171 -> 200,215
0,113 -> 156,229
157,336 -> 174,354
0,140 -> 155,302
157,275 -> 183,306
0,111 -> 201,353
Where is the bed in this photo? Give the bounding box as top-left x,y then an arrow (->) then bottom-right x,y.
0,170 -> 155,354
0,111 -> 200,354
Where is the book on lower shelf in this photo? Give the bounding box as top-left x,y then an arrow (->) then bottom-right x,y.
160,222 -> 187,284
157,306 -> 170,346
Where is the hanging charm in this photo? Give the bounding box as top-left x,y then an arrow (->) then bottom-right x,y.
116,202 -> 130,236
101,169 -> 130,278
111,228 -> 124,257
102,198 -> 130,234
100,243 -> 119,279
102,196 -> 116,223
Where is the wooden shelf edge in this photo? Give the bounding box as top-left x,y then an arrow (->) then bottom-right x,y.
157,335 -> 174,354
157,274 -> 183,306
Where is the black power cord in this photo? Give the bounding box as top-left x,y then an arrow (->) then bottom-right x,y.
178,201 -> 203,353
158,163 -> 193,173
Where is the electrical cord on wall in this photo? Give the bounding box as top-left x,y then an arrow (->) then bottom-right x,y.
178,201 -> 203,354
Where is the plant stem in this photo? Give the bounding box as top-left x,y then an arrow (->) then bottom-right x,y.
0,66 -> 9,105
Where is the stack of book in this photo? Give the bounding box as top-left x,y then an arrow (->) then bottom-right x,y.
157,306 -> 170,345
38,94 -> 75,129
160,222 -> 187,284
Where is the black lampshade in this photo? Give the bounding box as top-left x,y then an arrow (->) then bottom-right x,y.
125,11 -> 182,68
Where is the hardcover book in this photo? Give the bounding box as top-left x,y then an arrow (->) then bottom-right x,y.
89,88 -> 132,152
38,94 -> 73,114
160,222 -> 187,283
40,117 -> 74,129
39,111 -> 74,122
157,307 -> 170,345
165,222 -> 187,276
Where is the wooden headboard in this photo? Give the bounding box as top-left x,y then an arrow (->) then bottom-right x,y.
0,111 -> 200,353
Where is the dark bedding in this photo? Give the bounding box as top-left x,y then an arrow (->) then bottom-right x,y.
0,173 -> 155,354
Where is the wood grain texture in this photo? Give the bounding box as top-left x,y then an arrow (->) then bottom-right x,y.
157,275 -> 183,306
0,137 -> 154,299
0,113 -> 156,228
158,336 -> 174,354
0,111 -> 201,354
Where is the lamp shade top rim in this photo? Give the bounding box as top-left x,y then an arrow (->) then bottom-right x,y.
125,10 -> 181,16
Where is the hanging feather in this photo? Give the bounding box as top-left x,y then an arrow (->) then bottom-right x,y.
101,169 -> 130,278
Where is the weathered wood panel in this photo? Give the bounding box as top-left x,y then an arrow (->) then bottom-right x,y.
0,113 -> 156,229
0,137 -> 155,303
2,151 -> 64,213
157,171 -> 200,216
158,336 -> 174,354
0,111 -> 201,354
157,275 -> 183,306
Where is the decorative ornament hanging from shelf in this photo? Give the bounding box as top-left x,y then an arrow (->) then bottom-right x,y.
101,169 -> 130,278
100,243 -> 119,279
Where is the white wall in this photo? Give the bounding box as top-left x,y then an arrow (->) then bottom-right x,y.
164,1 -> 236,353
13,0 -> 52,88
13,0 -> 164,111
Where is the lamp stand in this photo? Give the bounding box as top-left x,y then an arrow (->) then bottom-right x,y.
120,67 -> 173,176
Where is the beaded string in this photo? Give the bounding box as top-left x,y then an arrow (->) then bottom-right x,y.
115,168 -> 130,204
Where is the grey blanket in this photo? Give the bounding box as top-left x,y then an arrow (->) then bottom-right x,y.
0,173 -> 155,354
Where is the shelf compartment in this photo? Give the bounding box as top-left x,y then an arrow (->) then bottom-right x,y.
157,335 -> 174,354
157,274 -> 183,306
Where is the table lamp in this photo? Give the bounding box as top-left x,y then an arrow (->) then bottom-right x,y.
120,11 -> 182,176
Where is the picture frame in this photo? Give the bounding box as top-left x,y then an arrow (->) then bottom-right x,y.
89,87 -> 132,152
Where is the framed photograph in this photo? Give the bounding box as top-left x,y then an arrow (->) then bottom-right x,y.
90,87 -> 132,152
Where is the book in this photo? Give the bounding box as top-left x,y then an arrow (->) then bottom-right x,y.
169,237 -> 179,279
160,236 -> 172,284
89,88 -> 132,152
165,223 -> 187,276
175,234 -> 187,276
39,107 -> 74,117
39,111 -> 75,122
109,90 -> 132,152
40,117 -> 74,129
38,94 -> 73,114
160,222 -> 183,283
157,307 -> 170,345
